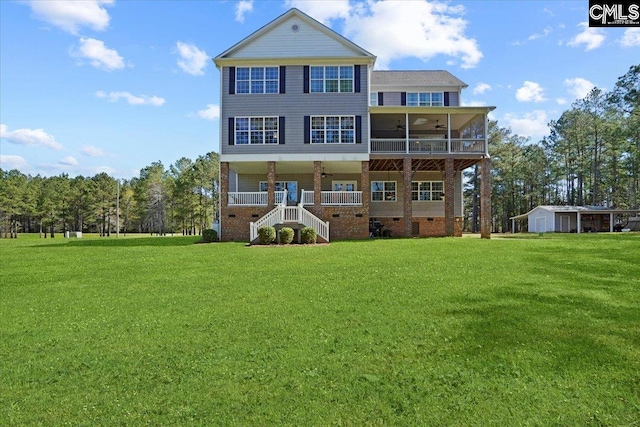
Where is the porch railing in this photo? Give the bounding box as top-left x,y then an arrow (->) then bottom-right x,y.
228,190 -> 287,206
301,190 -> 314,206
321,191 -> 362,205
228,192 -> 267,206
371,138 -> 485,154
300,189 -> 362,206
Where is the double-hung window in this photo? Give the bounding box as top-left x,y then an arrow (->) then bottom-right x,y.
310,66 -> 353,93
235,117 -> 279,144
236,67 -> 279,94
411,181 -> 443,201
311,116 -> 354,144
407,92 -> 444,107
371,181 -> 396,201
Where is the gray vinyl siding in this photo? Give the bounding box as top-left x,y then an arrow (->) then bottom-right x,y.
369,171 -> 462,217
229,15 -> 362,59
221,65 -> 369,155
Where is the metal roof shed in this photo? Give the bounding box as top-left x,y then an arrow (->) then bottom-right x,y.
510,206 -> 640,233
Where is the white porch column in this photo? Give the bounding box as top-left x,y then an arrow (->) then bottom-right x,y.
447,113 -> 451,153
577,213 -> 581,234
405,113 -> 409,153
610,213 -> 614,232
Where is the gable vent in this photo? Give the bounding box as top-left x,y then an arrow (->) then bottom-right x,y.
291,24 -> 299,32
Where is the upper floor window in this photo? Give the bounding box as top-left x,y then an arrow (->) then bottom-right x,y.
236,67 -> 279,94
310,66 -> 353,93
411,181 -> 444,201
311,116 -> 354,144
235,117 -> 279,144
407,92 -> 444,107
370,92 -> 378,106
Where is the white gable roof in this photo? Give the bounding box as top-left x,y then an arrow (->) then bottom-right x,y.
215,8 -> 375,65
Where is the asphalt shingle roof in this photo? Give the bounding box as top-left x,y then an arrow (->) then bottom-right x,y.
371,70 -> 467,88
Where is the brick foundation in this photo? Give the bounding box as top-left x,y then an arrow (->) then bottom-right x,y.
221,207 -> 271,241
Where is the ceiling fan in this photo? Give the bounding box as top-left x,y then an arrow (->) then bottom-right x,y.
433,119 -> 446,130
321,167 -> 333,178
390,120 -> 405,131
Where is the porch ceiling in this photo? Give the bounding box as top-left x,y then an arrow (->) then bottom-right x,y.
369,158 -> 481,172
230,161 -> 362,175
370,112 -> 482,134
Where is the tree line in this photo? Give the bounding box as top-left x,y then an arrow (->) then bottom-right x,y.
0,152 -> 219,238
2,65 -> 637,237
465,64 -> 639,232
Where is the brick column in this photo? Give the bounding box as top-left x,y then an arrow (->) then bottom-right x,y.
481,156 -> 492,239
445,157 -> 455,236
314,161 -> 322,206
403,157 -> 412,237
267,161 -> 276,206
361,161 -> 370,212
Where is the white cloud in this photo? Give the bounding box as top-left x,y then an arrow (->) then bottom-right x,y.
285,0 -> 351,23
235,0 -> 254,23
197,104 -> 220,121
619,28 -> 640,47
1,124 -> 63,150
515,81 -> 546,102
96,91 -> 165,106
564,77 -> 595,100
25,0 -> 113,35
0,155 -> 29,170
81,145 -> 109,157
567,22 -> 605,51
473,83 -> 491,95
556,98 -> 567,105
72,37 -> 125,71
290,0 -> 480,69
175,42 -> 209,76
528,26 -> 552,41
59,156 -> 78,166
86,165 -> 117,175
503,110 -> 549,139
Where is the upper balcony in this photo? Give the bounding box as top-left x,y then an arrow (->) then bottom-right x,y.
369,109 -> 492,157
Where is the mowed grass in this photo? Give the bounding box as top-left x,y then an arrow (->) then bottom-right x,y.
1,234 -> 639,426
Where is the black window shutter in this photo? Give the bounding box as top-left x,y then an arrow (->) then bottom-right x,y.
228,117 -> 234,145
229,67 -> 235,95
279,116 -> 285,144
444,92 -> 450,106
378,92 -> 384,106
401,92 -> 407,106
355,116 -> 362,144
354,65 -> 361,93
303,66 -> 310,93
279,66 -> 286,94
304,116 -> 310,144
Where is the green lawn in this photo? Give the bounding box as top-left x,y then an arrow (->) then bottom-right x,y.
1,234 -> 639,426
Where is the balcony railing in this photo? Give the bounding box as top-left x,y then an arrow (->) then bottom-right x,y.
300,189 -> 363,206
228,190 -> 287,206
322,191 -> 362,205
370,138 -> 485,154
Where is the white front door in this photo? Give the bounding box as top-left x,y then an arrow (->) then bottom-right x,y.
535,217 -> 546,233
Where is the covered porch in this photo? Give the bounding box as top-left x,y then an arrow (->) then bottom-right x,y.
369,108 -> 491,155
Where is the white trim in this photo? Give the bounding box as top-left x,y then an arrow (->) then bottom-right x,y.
310,65 -> 354,93
371,180 -> 397,202
310,115 -> 355,144
221,153 -> 370,162
234,116 -> 280,145
406,91 -> 444,107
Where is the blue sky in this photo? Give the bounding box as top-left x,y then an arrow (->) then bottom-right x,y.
1,0 -> 638,178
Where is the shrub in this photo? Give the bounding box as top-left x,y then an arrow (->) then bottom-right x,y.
300,226 -> 317,244
279,227 -> 294,244
201,229 -> 218,243
258,226 -> 276,245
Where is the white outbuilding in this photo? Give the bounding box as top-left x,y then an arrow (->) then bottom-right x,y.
510,206 -> 640,233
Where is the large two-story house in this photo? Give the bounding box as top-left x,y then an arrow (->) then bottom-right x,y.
214,8 -> 493,242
